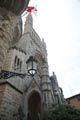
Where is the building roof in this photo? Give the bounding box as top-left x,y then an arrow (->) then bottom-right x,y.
66,93 -> 80,100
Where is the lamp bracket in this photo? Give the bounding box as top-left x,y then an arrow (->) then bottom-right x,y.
0,70 -> 30,79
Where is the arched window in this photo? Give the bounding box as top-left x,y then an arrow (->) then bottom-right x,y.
35,52 -> 43,76
44,92 -> 47,103
17,58 -> 20,70
20,61 -> 22,72
14,56 -> 17,70
14,56 -> 22,72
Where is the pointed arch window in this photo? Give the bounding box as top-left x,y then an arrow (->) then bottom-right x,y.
14,56 -> 17,70
17,58 -> 20,70
14,56 -> 22,72
20,61 -> 22,72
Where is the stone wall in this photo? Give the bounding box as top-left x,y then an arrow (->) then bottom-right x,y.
66,94 -> 80,109
0,82 -> 23,120
0,7 -> 22,69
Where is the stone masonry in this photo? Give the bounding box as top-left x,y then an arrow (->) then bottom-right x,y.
0,82 -> 23,120
0,7 -> 22,69
0,14 -> 65,120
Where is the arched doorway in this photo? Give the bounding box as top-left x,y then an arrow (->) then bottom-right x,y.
27,91 -> 41,120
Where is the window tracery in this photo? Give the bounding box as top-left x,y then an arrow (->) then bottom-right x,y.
14,56 -> 22,72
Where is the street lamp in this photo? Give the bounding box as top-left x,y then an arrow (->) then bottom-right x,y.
26,56 -> 37,77
0,56 -> 37,79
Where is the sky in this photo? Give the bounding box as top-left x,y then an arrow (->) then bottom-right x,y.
23,0 -> 80,98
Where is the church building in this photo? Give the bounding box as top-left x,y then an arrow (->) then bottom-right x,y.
0,14 -> 65,120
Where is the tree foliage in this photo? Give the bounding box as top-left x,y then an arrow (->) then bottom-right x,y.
42,105 -> 80,120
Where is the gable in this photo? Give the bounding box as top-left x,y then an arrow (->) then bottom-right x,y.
27,79 -> 41,93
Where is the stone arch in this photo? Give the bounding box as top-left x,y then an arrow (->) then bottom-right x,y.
27,90 -> 41,120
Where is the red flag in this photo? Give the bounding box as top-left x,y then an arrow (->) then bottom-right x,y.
27,6 -> 37,13
22,6 -> 37,17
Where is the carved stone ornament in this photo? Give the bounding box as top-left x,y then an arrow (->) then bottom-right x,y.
31,80 -> 36,88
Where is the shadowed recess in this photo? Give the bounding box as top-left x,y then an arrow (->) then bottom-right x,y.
0,0 -> 30,15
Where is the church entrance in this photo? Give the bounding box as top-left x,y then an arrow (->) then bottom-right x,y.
27,91 -> 41,120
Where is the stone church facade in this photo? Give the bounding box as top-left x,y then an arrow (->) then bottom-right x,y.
0,14 -> 65,120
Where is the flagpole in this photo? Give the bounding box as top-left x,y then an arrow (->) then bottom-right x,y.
21,11 -> 28,17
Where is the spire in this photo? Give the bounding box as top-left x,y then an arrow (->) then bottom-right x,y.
24,13 -> 33,27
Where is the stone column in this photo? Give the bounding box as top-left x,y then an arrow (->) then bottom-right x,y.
0,8 -> 22,70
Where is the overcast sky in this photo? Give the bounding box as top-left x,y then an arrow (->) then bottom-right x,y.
23,0 -> 80,98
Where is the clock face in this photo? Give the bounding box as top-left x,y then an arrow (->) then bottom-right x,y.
0,0 -> 30,15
